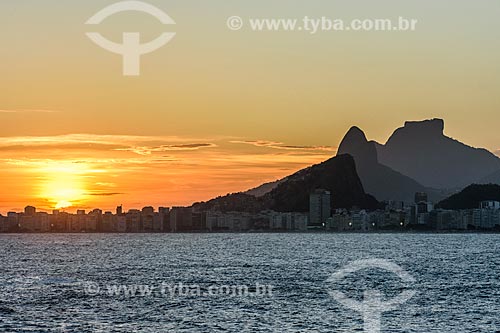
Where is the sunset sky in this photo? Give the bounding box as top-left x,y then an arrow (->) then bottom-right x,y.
1,0 -> 500,213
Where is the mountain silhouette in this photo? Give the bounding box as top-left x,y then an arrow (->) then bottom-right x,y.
193,154 -> 378,212
375,119 -> 500,189
337,126 -> 439,202
199,118 -> 499,209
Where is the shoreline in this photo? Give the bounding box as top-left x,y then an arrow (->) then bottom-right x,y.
1,230 -> 499,235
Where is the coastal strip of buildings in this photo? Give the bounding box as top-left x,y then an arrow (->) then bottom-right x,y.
1,192 -> 499,233
0,205 -> 308,233
309,190 -> 500,231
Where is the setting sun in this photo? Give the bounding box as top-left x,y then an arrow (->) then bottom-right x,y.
38,162 -> 89,210
43,178 -> 86,209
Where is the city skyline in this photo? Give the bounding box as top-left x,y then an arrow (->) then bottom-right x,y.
3,190 -> 499,233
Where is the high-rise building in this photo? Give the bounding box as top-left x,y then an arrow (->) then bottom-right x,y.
126,209 -> 141,232
141,206 -> 155,232
480,201 -> 500,210
309,189 -> 331,227
114,215 -> 127,233
116,205 -> 123,215
0,215 -> 6,233
102,212 -> 113,232
410,192 -> 432,226
158,207 -> 170,232
471,201 -> 500,229
170,207 -> 192,232
414,192 -> 428,204
24,206 -> 36,216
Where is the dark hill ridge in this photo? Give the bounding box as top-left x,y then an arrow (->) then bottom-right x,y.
437,184 -> 500,210
266,154 -> 378,212
193,154 -> 378,212
337,125 -> 441,202
376,119 -> 500,189
246,179 -> 286,197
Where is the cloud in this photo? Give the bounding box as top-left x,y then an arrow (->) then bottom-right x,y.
115,143 -> 217,155
88,192 -> 124,197
231,140 -> 336,152
0,134 -> 122,149
0,135 -> 332,158
0,134 -> 218,156
0,143 -> 124,152
231,140 -> 282,147
171,143 -> 216,150
0,134 -> 215,145
95,182 -> 117,187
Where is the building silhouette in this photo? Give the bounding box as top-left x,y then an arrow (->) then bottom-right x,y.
309,189 -> 331,227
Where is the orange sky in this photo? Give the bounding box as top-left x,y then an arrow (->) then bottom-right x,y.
1,0 -> 500,213
0,133 -> 335,212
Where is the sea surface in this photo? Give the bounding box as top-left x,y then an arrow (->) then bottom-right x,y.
0,234 -> 498,332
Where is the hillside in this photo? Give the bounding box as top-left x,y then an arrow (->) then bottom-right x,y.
436,184 -> 500,210
193,154 -> 378,212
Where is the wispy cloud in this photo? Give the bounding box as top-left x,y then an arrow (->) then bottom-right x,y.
115,143 -> 217,155
88,192 -> 124,197
0,134 -> 218,155
0,135 -> 334,155
231,140 -> 336,152
95,182 -> 117,187
0,134 -> 203,146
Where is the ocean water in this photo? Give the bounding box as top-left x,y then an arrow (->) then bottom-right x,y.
0,233 -> 498,332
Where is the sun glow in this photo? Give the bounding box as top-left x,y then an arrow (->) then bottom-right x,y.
43,178 -> 86,209
39,163 -> 89,210
55,200 -> 73,209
